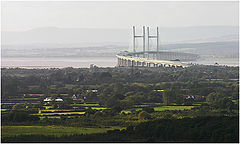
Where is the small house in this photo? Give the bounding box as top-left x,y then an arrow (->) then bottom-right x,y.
43,97 -> 52,102
86,89 -> 98,93
55,98 -> 63,102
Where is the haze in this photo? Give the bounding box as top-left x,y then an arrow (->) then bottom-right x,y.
1,1 -> 239,68
2,1 -> 238,31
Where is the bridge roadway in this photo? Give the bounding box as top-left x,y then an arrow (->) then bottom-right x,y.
116,54 -> 192,68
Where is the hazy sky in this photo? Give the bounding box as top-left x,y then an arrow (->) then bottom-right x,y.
2,1 -> 239,31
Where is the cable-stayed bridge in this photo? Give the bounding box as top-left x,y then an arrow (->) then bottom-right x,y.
116,26 -> 199,68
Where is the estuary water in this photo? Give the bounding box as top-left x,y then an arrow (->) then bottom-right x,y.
1,57 -> 118,69
1,57 -> 239,69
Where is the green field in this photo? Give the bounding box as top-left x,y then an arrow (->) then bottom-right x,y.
1,103 -> 15,105
65,84 -> 76,88
40,109 -> 73,112
133,104 -> 149,108
39,116 -> 61,120
43,106 -> 54,109
91,107 -> 108,110
8,98 -> 39,101
71,103 -> 100,107
121,110 -> 131,114
32,112 -> 85,116
1,109 -> 8,111
154,106 -> 195,111
1,126 -> 124,138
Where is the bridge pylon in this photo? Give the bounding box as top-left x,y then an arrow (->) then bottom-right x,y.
147,27 -> 159,60
133,26 -> 146,57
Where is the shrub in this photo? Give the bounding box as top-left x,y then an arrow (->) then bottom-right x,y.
138,111 -> 151,120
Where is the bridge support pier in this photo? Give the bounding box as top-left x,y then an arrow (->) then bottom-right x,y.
136,61 -> 139,66
142,62 -> 145,67
117,56 -> 187,68
124,59 -> 127,67
127,60 -> 130,67
131,60 -> 134,67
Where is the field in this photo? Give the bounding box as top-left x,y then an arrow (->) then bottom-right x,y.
32,112 -> 85,116
123,105 -> 195,113
1,126 -> 125,138
154,106 -> 194,111
71,103 -> 100,107
1,109 -> 8,111
91,107 -> 108,110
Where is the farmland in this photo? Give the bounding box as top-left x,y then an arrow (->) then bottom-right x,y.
1,66 -> 239,142
154,106 -> 194,111
1,126 -> 124,138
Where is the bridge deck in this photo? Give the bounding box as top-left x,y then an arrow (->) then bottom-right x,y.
116,54 -> 191,67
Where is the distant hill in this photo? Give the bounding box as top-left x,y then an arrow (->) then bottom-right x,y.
2,26 -> 238,59
2,26 -> 238,46
2,41 -> 238,58
161,41 -> 239,58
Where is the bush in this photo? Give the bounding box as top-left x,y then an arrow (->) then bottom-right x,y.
138,111 -> 151,120
142,107 -> 154,113
2,110 -> 39,122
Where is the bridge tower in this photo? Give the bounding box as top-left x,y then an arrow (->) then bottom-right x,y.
133,26 -> 146,57
147,27 -> 159,59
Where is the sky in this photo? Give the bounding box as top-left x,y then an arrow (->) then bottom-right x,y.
1,1 -> 239,31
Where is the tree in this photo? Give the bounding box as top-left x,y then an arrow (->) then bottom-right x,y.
212,97 -> 236,111
142,107 -> 154,113
206,92 -> 225,103
138,111 -> 151,120
176,94 -> 183,105
3,111 -> 39,122
163,89 -> 176,105
12,103 -> 24,111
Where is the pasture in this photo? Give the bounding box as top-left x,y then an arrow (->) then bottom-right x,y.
32,112 -> 86,116
154,106 -> 195,111
1,126 -> 124,138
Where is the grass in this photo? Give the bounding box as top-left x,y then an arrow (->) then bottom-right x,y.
71,103 -> 100,107
12,74 -> 26,77
65,84 -> 76,88
43,106 -> 54,109
1,126 -> 125,138
232,100 -> 238,103
40,109 -> 73,112
8,98 -> 39,101
193,103 -> 202,106
1,109 -> 8,111
39,116 -> 61,120
90,107 -> 108,110
121,110 -> 131,114
1,103 -> 15,105
134,104 -> 149,108
32,112 -> 86,116
39,116 -> 83,120
143,102 -> 162,105
154,106 -> 194,111
128,108 -> 142,111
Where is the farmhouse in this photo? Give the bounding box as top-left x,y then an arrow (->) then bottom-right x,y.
183,95 -> 203,100
72,94 -> 85,103
87,89 -> 98,93
43,97 -> 52,102
153,89 -> 165,92
55,98 -> 64,102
